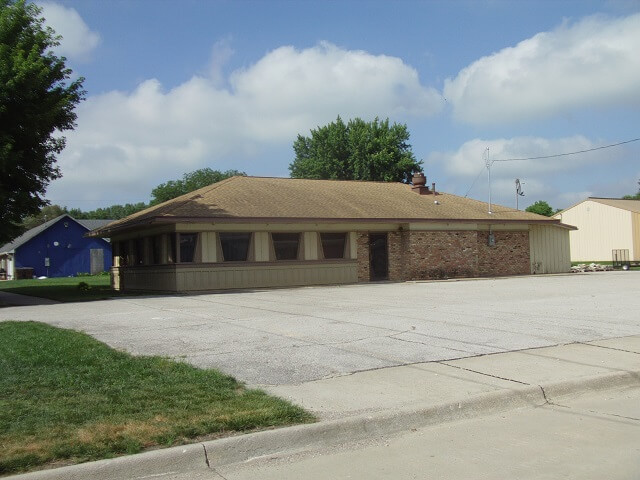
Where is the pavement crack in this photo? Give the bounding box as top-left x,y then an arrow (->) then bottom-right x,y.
202,443 -> 211,468
538,385 -> 550,404
438,361 -> 530,385
579,342 -> 640,355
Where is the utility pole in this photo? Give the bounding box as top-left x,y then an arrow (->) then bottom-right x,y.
484,147 -> 492,214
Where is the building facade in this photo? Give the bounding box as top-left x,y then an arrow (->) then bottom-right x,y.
88,176 -> 574,292
554,197 -> 640,262
0,215 -> 113,279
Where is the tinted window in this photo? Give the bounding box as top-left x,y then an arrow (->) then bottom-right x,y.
133,239 -> 144,265
169,234 -> 177,264
152,235 -> 163,264
220,233 -> 251,261
119,241 -> 129,266
272,233 -> 300,260
320,233 -> 346,259
179,233 -> 198,263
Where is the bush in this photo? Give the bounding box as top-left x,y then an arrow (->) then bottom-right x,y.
77,282 -> 91,291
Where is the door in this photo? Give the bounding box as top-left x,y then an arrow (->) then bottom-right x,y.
90,248 -> 104,275
369,234 -> 388,280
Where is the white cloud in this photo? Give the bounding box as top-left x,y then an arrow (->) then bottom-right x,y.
426,135 -> 629,210
444,13 -> 640,125
38,2 -> 101,62
47,42 -> 442,206
428,135 -> 602,178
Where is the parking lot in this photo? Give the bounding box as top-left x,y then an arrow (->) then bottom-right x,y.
2,272 -> 639,386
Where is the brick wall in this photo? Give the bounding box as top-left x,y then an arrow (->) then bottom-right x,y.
357,229 -> 530,282
477,230 -> 530,276
356,233 -> 370,281
403,231 -> 479,279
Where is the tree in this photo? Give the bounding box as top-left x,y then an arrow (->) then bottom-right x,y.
622,179 -> 640,200
0,0 -> 85,244
289,116 -> 422,183
525,200 -> 555,217
21,204 -> 67,229
68,203 -> 148,220
150,168 -> 245,205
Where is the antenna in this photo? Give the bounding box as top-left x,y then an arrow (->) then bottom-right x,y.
484,147 -> 492,214
515,179 -> 525,210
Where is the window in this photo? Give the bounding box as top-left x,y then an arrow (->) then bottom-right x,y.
272,233 -> 300,260
169,234 -> 177,264
134,238 -> 144,265
179,233 -> 198,263
152,235 -> 163,264
320,233 -> 346,259
119,241 -> 129,266
220,233 -> 251,261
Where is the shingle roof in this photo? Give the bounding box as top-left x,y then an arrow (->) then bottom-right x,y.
0,215 -> 113,253
88,176 -> 570,237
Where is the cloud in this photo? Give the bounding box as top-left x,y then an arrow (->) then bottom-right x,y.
47,42 -> 442,206
426,135 -> 630,210
38,2 -> 101,62
444,13 -> 640,125
428,135 -> 603,178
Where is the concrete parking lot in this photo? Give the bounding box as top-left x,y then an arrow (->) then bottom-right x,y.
1,272 -> 639,387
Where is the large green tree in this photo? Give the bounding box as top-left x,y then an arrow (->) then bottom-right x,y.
0,0 -> 85,244
622,179 -> 640,200
150,168 -> 245,205
525,200 -> 555,217
289,116 -> 422,182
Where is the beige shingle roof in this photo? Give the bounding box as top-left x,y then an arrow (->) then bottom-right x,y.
89,176 -> 569,236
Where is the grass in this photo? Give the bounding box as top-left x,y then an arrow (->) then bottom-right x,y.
0,275 -> 146,303
0,321 -> 315,475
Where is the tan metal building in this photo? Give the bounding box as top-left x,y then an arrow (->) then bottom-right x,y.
88,175 -> 575,292
554,197 -> 640,262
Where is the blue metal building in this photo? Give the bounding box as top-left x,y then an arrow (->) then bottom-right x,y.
0,215 -> 113,279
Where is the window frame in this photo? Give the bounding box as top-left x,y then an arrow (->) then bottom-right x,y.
271,232 -> 301,261
219,232 -> 253,262
320,232 -> 347,260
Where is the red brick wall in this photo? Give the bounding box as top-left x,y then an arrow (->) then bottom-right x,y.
356,233 -> 370,281
357,229 -> 530,282
477,230 -> 530,276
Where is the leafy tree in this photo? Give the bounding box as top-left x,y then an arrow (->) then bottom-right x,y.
150,168 -> 245,205
0,0 -> 85,244
525,200 -> 555,217
622,179 -> 640,200
21,204 -> 68,229
289,116 -> 422,183
68,203 -> 148,220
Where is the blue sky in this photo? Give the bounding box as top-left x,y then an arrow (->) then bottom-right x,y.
38,0 -> 640,211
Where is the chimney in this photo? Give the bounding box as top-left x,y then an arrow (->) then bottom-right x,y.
411,172 -> 431,195
432,182 -> 437,195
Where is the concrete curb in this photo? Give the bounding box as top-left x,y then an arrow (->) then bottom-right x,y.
9,368 -> 640,479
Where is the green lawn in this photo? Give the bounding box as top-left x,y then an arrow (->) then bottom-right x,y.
0,275 -> 145,303
0,321 -> 314,475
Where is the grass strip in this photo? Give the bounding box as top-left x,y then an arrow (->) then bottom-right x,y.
0,321 -> 314,474
0,276 -> 149,302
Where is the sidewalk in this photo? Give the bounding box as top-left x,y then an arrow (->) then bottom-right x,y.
9,334 -> 640,480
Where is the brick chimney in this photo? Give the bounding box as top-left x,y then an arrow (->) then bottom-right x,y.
411,172 -> 431,195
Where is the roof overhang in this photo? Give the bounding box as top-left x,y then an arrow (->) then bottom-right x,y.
88,216 -> 573,237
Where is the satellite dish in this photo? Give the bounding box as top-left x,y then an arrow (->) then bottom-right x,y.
515,179 -> 524,196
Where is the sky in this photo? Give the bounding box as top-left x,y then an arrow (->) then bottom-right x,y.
36,0 -> 640,212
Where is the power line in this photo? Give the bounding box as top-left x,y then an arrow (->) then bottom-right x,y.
463,136 -> 640,197
491,137 -> 640,162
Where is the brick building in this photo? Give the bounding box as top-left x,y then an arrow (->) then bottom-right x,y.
88,175 -> 574,292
